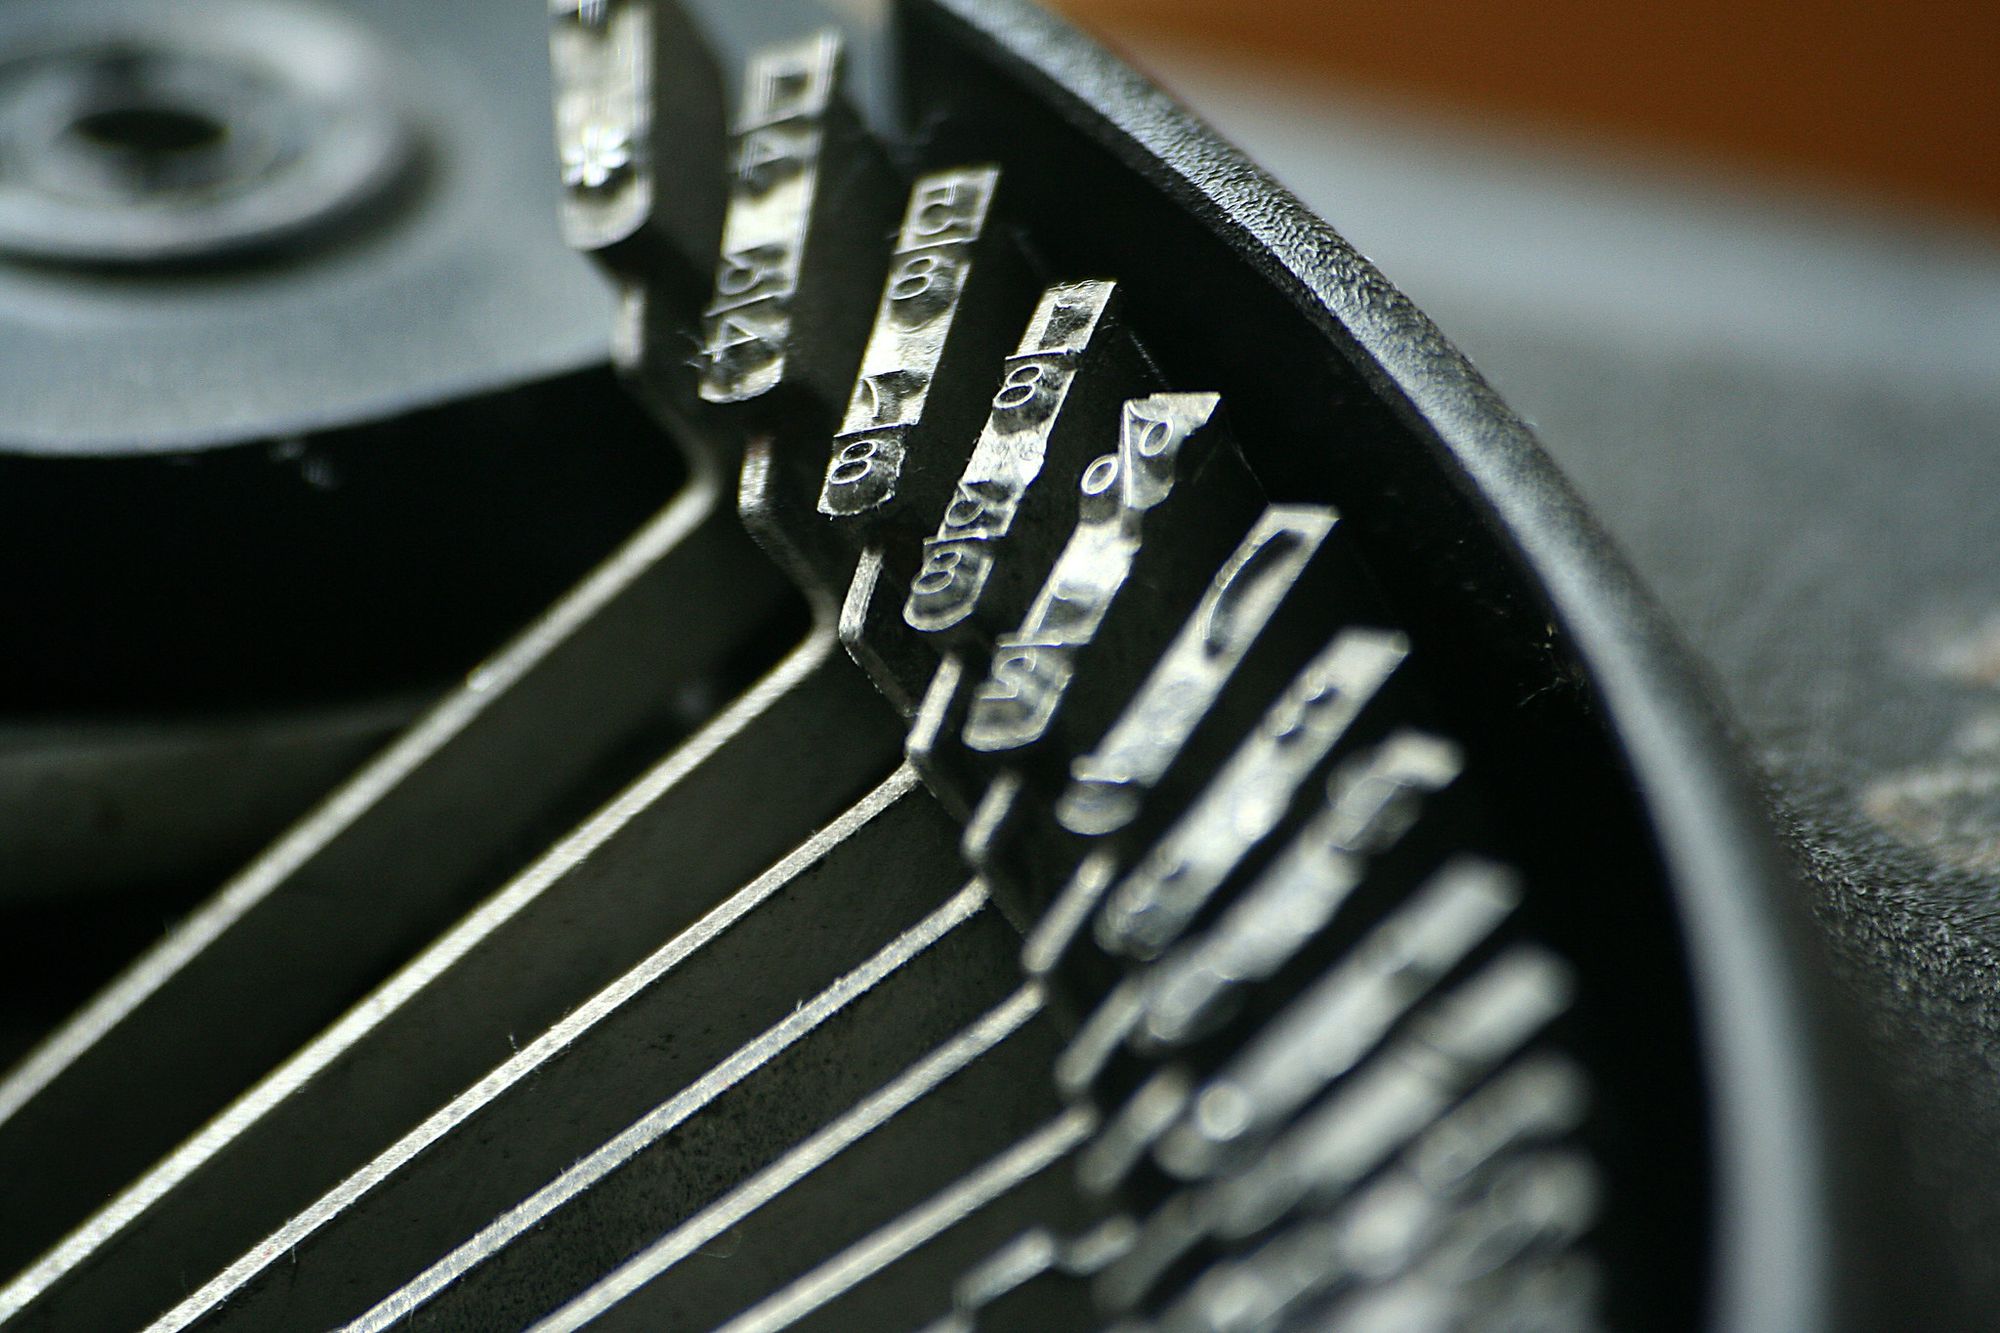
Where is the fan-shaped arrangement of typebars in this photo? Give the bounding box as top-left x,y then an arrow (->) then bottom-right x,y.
0,3 -> 1744,1331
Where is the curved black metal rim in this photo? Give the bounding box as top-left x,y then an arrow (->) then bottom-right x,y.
898,1 -> 1924,1326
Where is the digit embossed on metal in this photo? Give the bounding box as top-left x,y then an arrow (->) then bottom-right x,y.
696,28 -> 895,428
819,166 -> 1001,527
0,1 -> 1961,1331
698,32 -> 837,405
903,279 -> 1152,639
963,392 -> 1255,760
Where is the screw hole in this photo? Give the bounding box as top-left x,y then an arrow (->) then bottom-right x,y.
72,105 -> 226,156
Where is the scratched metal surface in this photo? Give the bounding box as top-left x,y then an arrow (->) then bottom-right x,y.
1130,44 -> 2000,1285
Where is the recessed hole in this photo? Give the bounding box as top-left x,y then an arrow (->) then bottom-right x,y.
72,105 -> 226,156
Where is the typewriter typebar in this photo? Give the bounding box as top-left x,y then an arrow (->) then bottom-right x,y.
0,1 -> 1954,1330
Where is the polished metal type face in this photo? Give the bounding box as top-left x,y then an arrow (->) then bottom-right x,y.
816,164 -> 1037,718
1094,634 -> 1411,961
894,277 -> 1164,830
0,0 -> 1920,1330
1055,505 -> 1349,840
819,167 -> 1001,525
1133,733 -> 1466,1049
699,33 -> 839,406
553,0 -> 730,364
692,28 -> 899,442
963,392 -> 1242,757
551,0 -> 722,291
552,1 -> 653,235
904,279 -> 1142,639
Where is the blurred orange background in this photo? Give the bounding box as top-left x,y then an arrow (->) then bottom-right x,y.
1049,0 -> 2000,230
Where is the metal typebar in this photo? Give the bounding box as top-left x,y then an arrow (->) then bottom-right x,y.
896,280 -> 1163,874
814,163 -> 1040,720
1093,634 -> 1411,961
935,391 -> 1261,928
1095,944 -> 1570,1313
4,428 -> 913,1327
1044,671 -> 1430,1104
921,1218 -> 1138,1332
902,279 -> 1152,646
1053,506 -> 1379,845
1155,1056 -> 1593,1332
110,770 -> 957,1332
692,28 -> 898,432
815,165 -> 1027,548
960,393 -> 1255,767
1203,973 -> 1580,1242
529,989 -> 1064,1331
774,161 -> 1034,712
1126,739 -> 1468,1130
0,627 -> 902,1331
0,475 -> 788,1284
550,0 -> 727,313
328,885 -> 1022,1331
1157,870 -> 1544,1181
0,0 -> 1781,1325
0,19 -> 927,1327
712,1111 -> 1098,1333
1129,733 -> 1467,1055
0,6 -> 898,1294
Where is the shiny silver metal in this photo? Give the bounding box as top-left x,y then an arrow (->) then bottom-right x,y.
817,166 -> 1004,530
137,770 -> 960,1331
0,495 -> 788,1286
335,885 -> 1020,1331
962,392 -> 1252,762
903,279 -> 1147,642
1093,636 -> 1413,961
711,1111 -> 1099,1333
551,0 -> 725,313
1054,506 -> 1361,842
526,987 -> 1062,1332
690,27 -> 897,440
0,634 -> 900,1330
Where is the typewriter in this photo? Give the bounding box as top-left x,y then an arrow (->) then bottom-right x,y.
0,0 -> 1988,1328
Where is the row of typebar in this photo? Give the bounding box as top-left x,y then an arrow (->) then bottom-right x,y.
0,11 -> 1602,1333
